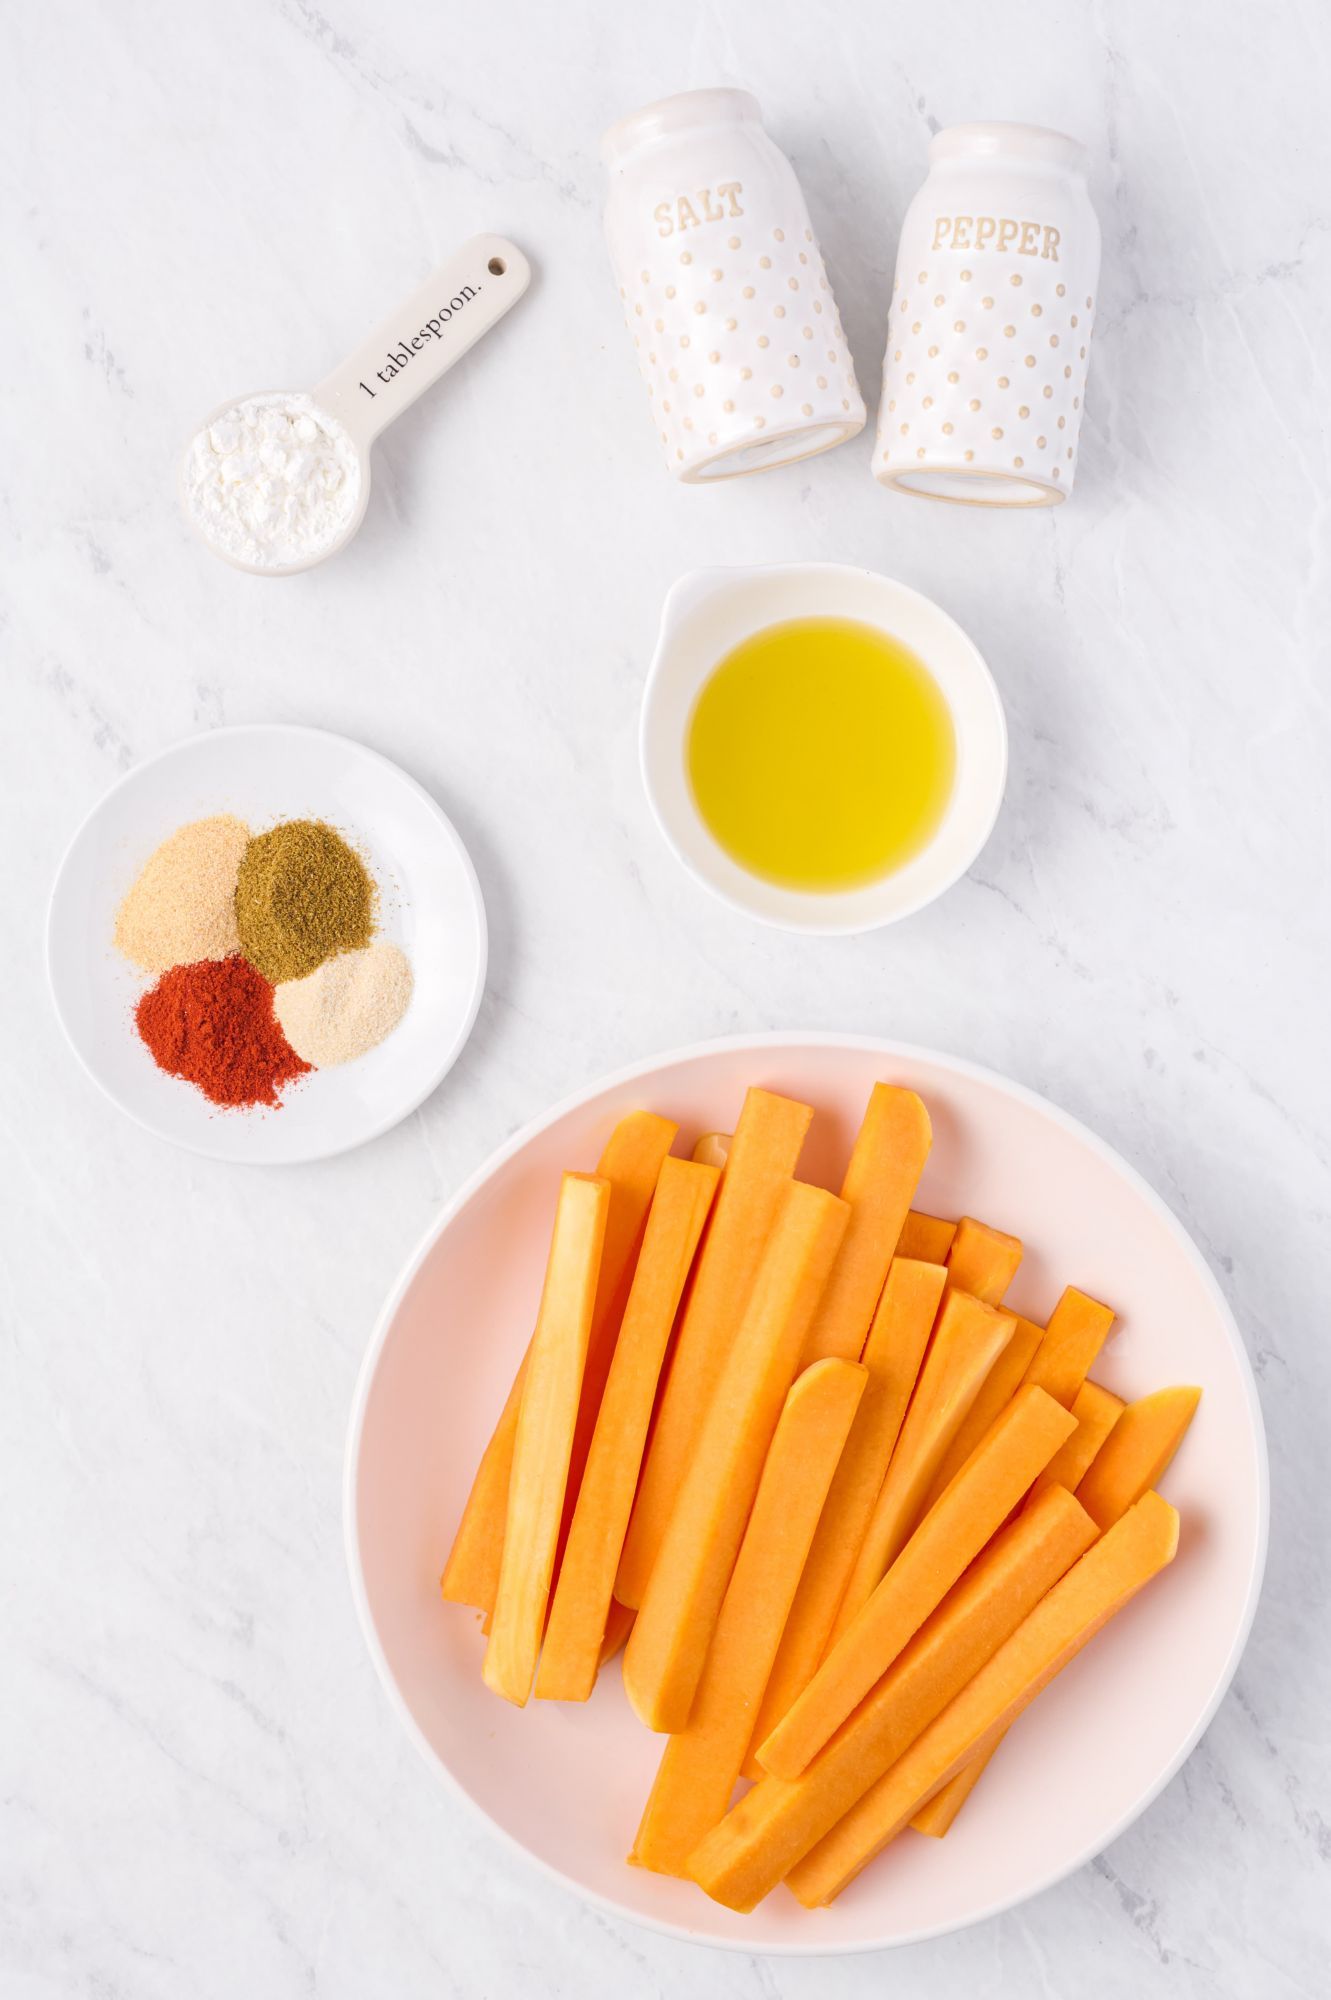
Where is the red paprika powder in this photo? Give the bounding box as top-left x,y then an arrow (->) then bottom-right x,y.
135,956 -> 310,1108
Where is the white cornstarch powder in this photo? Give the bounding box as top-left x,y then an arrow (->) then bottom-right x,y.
183,392 -> 361,569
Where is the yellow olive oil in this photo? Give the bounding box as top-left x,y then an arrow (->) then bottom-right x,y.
686,616 -> 956,892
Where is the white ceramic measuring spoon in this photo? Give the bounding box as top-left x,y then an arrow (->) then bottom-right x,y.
181,233 -> 531,576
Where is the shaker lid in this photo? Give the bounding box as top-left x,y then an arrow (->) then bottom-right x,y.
929,122 -> 1087,169
601,88 -> 762,167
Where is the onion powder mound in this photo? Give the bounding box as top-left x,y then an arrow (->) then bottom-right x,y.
114,814 -> 251,973
273,942 -> 414,1066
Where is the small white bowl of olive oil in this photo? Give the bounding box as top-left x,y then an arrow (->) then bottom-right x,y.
640,563 -> 1007,934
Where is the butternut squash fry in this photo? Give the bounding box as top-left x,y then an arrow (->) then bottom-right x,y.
944,1216 -> 1023,1305
598,1597 -> 634,1667
482,1174 -> 610,1706
914,1381 -> 1161,1840
622,1180 -> 848,1732
442,1111 -> 677,1612
630,1359 -> 866,1876
746,1258 -> 948,1774
916,1314 -> 1045,1517
616,1088 -> 813,1608
440,1365 -> 526,1616
687,1485 -> 1095,1911
692,1131 -> 731,1169
1076,1386 -> 1201,1531
1027,1378 -> 1125,1509
832,1291 -> 1016,1638
894,1211 -> 956,1263
800,1086 -> 932,1365
909,1737 -> 991,1836
535,1157 -> 720,1701
554,1113 -> 685,1582
758,1385 -> 1076,1778
787,1490 -> 1180,1906
1019,1284 -> 1116,1408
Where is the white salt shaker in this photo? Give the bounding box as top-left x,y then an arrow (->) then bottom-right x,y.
602,89 -> 865,482
874,123 -> 1101,507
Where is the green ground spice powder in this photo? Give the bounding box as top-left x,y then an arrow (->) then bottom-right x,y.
235,820 -> 375,983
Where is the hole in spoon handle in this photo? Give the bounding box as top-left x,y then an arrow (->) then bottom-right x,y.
314,233 -> 532,449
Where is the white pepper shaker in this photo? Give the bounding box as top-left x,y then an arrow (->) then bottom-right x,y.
875,123 -> 1101,507
602,89 -> 865,482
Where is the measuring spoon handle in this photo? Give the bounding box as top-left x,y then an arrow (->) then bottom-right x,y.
315,234 -> 531,449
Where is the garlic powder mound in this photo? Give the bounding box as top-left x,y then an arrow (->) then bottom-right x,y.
273,942 -> 413,1066
114,814 -> 251,973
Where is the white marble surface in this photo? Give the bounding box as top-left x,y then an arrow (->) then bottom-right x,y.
3,2 -> 1328,1993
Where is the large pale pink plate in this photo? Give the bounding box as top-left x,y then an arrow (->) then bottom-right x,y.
344,1033 -> 1267,1952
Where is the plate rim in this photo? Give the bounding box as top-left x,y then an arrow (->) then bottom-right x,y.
342,1029 -> 1270,1954
45,721 -> 488,1165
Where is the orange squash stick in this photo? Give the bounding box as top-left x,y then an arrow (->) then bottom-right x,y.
1019,1284 -> 1116,1408
535,1157 -> 720,1701
800,1086 -> 931,1365
622,1181 -> 848,1733
1027,1378 -> 1125,1510
909,1738 -> 990,1836
747,1258 -> 947,1771
757,1384 -> 1075,1778
687,1485 -> 1096,1912
630,1359 -> 866,1876
894,1211 -> 956,1263
916,1314 -> 1046,1517
860,1386 -> 1193,1846
482,1174 -> 610,1706
616,1088 -> 813,1608
555,1114 -> 688,1575
691,1131 -> 731,1169
913,1380 -> 1143,1840
944,1216 -> 1023,1306
1076,1386 -> 1201,1531
597,1597 -> 635,1668
442,1111 -> 676,1612
787,1491 -> 1180,1906
441,1369 -> 527,1617
832,1291 -> 1016,1638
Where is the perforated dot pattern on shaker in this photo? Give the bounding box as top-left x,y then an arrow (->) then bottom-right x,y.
619,222 -> 863,477
876,264 -> 1094,499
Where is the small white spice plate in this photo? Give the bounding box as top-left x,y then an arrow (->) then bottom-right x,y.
47,724 -> 487,1164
